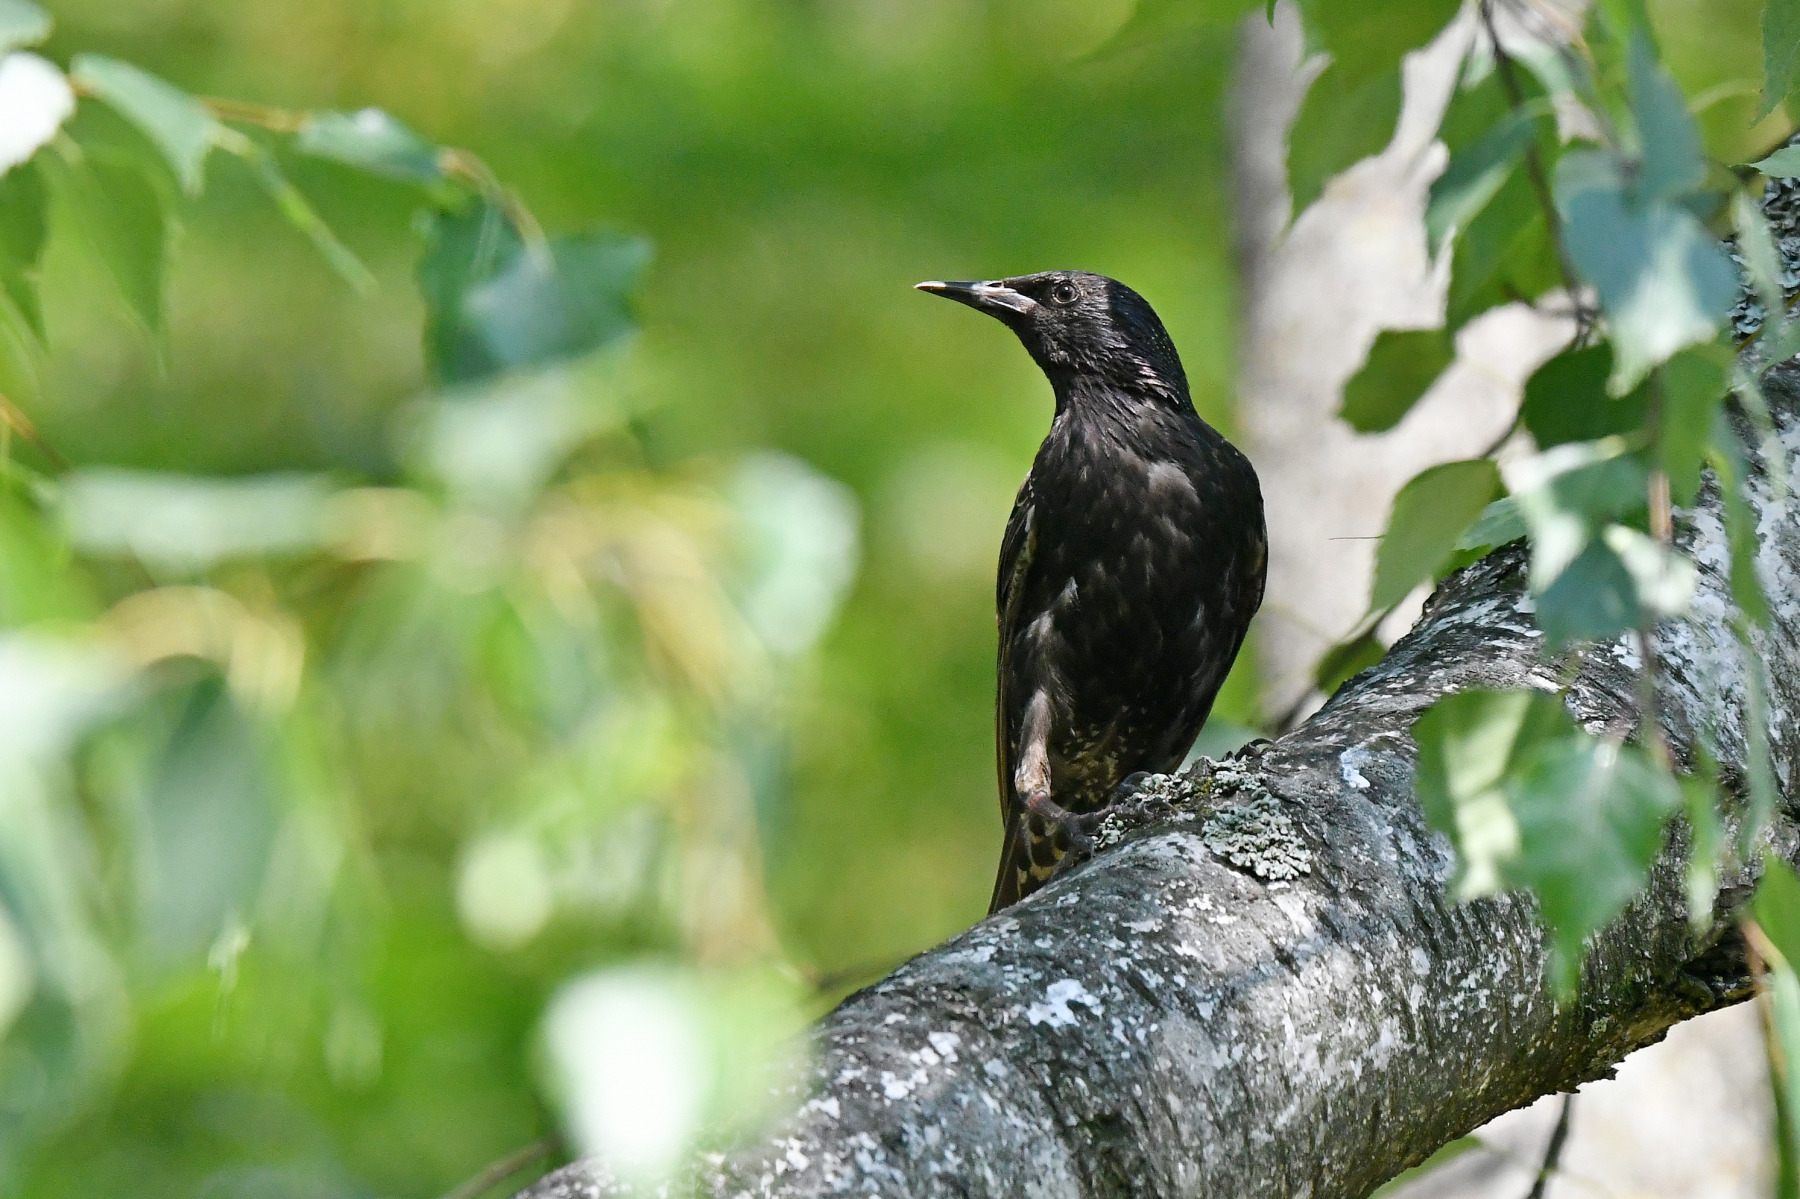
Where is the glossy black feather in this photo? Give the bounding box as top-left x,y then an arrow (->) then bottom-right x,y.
920,271 -> 1266,913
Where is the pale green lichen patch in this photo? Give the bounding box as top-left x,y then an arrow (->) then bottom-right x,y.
1201,791 -> 1313,880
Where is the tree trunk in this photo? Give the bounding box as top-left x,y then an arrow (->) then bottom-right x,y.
514,360 -> 1798,1198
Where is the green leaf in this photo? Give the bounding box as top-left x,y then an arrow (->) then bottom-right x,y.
69,55 -> 220,194
0,163 -> 47,339
139,677 -> 279,962
1760,860 -> 1800,978
1456,496 -> 1526,551
1735,188 -> 1787,329
1370,459 -> 1502,611
0,0 -> 50,55
1504,733 -> 1680,994
1627,32 -> 1704,204
1709,411 -> 1770,626
1521,345 -> 1648,449
1534,535 -> 1641,645
294,108 -> 442,183
42,150 -> 166,332
238,146 -> 375,293
1340,329 -> 1454,433
1752,144 -> 1800,177
1509,438 -> 1648,590
1413,687 -> 1570,898
1313,629 -> 1384,694
1766,953 -> 1800,1197
419,201 -> 650,385
1426,109 -> 1538,254
1659,347 -> 1728,505
1763,0 -> 1800,121
1555,149 -> 1738,394
1680,763 -> 1721,929
1445,167 -> 1561,333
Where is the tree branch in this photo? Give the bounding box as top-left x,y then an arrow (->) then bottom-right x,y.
514,377 -> 1800,1199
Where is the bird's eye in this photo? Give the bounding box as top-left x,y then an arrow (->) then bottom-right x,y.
1050,281 -> 1079,306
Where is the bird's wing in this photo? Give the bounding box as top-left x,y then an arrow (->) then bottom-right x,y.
989,481 -> 1038,912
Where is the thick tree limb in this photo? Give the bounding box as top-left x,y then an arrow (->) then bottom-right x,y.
517,370 -> 1800,1198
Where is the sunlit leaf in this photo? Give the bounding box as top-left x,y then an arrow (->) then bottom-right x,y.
1762,0 -> 1800,120
1759,860 -> 1800,977
542,964 -> 806,1185
1504,734 -> 1680,994
728,453 -> 860,658
1426,109 -> 1538,253
1314,629 -> 1384,694
0,53 -> 71,178
409,359 -> 630,504
0,161 -> 46,338
1508,437 -> 1647,589
59,469 -> 333,572
69,55 -> 220,194
1555,149 -> 1737,394
0,1 -> 50,55
295,108 -> 442,183
1521,345 -> 1647,449
1660,347 -> 1728,505
1414,687 -> 1568,898
1370,459 -> 1502,611
1752,144 -> 1800,177
1603,524 -> 1694,618
1340,329 -> 1454,433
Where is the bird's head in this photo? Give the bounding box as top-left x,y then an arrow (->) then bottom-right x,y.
915,270 -> 1187,400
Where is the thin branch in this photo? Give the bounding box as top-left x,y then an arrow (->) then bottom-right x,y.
440,1136 -> 561,1199
1524,1094 -> 1575,1199
0,390 -> 70,473
1480,0 -> 1595,340
197,97 -> 548,249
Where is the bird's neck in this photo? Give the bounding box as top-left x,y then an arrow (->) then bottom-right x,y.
1052,372 -> 1195,425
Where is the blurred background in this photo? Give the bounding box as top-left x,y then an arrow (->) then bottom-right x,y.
0,1 -> 1782,1196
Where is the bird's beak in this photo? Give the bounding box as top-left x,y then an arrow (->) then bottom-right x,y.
914,279 -> 1037,316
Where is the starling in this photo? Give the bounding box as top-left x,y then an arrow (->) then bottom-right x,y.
916,271 -> 1266,913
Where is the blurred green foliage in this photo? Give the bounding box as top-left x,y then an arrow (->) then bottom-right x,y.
0,0 -> 1788,1195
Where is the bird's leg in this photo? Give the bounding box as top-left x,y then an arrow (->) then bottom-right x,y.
1023,787 -> 1099,858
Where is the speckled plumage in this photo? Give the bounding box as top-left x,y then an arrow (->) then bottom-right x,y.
917,271 -> 1266,913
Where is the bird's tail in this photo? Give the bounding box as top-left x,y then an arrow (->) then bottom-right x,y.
988,818 -> 1028,914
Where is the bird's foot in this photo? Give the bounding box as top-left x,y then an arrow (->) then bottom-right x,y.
1041,773 -> 1197,884
1023,789 -> 1105,860
1225,736 -> 1275,762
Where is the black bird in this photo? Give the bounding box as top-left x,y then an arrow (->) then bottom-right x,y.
916,271 -> 1266,913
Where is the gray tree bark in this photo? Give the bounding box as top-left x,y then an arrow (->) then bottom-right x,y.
515,382 -> 1800,1199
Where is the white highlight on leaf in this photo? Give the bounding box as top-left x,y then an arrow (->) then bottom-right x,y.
544,967 -> 707,1182
0,53 -> 71,176
456,831 -> 554,951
